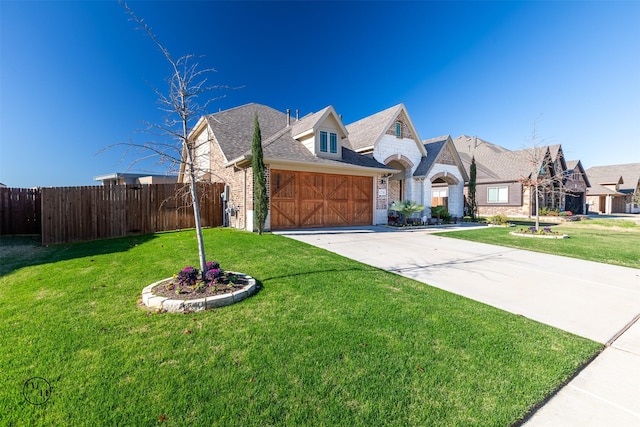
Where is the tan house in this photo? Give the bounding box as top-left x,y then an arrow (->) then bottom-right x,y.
94,173 -> 178,186
452,136 -> 590,216
586,163 -> 640,214
180,103 -> 468,231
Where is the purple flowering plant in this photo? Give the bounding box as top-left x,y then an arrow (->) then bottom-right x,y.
169,261 -> 238,294
205,267 -> 224,284
176,266 -> 199,286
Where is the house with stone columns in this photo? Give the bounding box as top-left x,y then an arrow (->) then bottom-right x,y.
180,102 -> 467,231
346,105 -> 468,223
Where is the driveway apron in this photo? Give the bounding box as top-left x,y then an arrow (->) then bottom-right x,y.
276,225 -> 640,424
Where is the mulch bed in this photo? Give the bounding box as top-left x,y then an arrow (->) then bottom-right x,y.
151,275 -> 250,300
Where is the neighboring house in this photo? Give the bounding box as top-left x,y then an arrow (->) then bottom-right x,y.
452,136 -> 590,216
563,160 -> 591,214
181,103 -> 468,231
94,173 -> 178,186
585,163 -> 640,214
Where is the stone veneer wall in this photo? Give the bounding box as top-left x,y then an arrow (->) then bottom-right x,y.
477,205 -> 528,217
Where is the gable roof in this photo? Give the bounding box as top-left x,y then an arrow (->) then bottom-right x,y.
564,160 -> 591,187
346,104 -> 426,155
203,103 -> 394,174
586,163 -> 640,194
204,103 -> 288,162
452,135 -> 566,184
290,105 -> 348,140
413,136 -> 469,182
253,123 -> 394,171
452,135 -> 510,157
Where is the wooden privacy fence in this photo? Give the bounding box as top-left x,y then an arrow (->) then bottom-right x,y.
40,183 -> 224,245
0,187 -> 41,235
22,183 -> 224,245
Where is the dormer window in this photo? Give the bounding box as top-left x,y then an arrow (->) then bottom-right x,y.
329,132 -> 338,154
395,122 -> 401,137
320,130 -> 338,154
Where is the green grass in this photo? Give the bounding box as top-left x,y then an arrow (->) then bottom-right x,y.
439,218 -> 640,269
0,229 -> 600,426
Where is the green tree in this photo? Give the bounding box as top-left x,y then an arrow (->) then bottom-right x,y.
389,200 -> 425,225
252,113 -> 268,235
468,156 -> 477,220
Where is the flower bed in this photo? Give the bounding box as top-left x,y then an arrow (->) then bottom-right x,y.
141,262 -> 257,313
510,226 -> 569,239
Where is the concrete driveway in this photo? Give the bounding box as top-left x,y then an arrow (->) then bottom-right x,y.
275,225 -> 640,425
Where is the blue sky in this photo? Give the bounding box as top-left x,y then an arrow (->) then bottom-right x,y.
1,0 -> 639,188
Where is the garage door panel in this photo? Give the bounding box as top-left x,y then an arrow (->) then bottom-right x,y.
326,176 -> 349,200
352,201 -> 372,225
352,176 -> 372,201
326,201 -> 350,226
272,172 -> 296,199
270,201 -> 297,229
299,173 -> 324,200
270,171 -> 297,229
270,170 -> 372,230
299,201 -> 324,228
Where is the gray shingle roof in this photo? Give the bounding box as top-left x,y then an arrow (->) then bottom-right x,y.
290,106 -> 331,139
586,163 -> 640,194
205,103 -> 288,162
413,136 -> 469,182
413,138 -> 447,177
452,135 -> 561,183
206,103 -> 392,172
346,104 -> 403,151
565,160 -> 579,169
587,183 -> 620,195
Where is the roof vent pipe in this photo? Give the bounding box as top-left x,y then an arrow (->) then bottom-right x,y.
295,109 -> 299,121
286,109 -> 291,126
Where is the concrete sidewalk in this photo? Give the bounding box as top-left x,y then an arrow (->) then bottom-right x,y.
276,225 -> 640,425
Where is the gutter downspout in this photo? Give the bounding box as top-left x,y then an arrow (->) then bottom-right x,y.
243,168 -> 247,230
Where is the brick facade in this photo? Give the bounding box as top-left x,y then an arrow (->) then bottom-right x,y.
384,111 -> 414,140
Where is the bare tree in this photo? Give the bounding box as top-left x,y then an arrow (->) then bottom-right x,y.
518,117 -> 566,230
107,1 -> 228,278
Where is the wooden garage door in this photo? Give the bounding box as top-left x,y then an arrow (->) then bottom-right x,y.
270,170 -> 372,230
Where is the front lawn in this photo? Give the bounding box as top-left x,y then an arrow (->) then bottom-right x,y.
0,229 -> 600,426
439,218 -> 640,269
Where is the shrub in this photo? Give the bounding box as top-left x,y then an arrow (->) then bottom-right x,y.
490,214 -> 508,225
431,206 -> 451,223
539,207 -> 560,216
463,216 -> 472,222
390,200 -> 425,225
559,210 -> 573,216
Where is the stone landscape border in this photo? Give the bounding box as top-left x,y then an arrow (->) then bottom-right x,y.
141,273 -> 256,313
509,231 -> 569,239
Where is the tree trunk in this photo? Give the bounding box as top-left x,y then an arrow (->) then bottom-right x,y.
534,185 -> 540,231
183,111 -> 207,279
